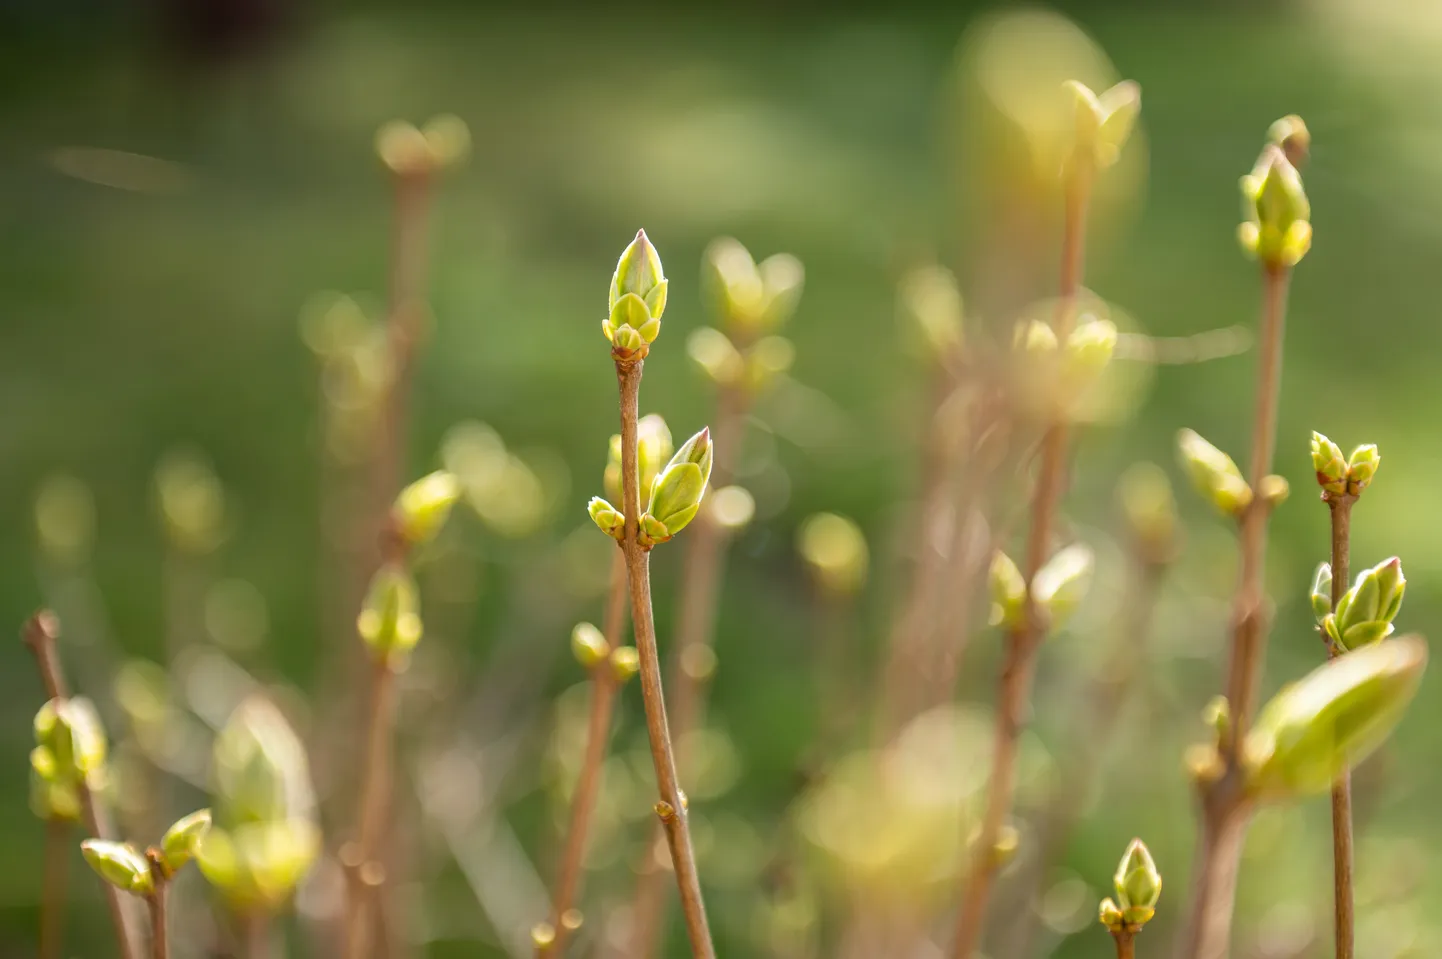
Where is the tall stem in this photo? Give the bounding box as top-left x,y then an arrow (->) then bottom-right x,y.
1113,929 -> 1137,959
148,886 -> 169,959
949,169 -> 1093,959
1326,495 -> 1356,959
41,818 -> 68,959
344,654 -> 399,959
546,553 -> 629,957
1176,265 -> 1292,959
614,358 -> 716,959
23,611 -> 141,959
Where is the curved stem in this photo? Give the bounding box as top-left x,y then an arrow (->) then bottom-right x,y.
614,358 -> 716,959
546,553 -> 629,956
950,167 -> 1093,959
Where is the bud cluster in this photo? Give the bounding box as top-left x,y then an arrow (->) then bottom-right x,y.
989,543 -> 1094,633
30,697 -> 107,823
569,621 -> 640,684
1311,431 -> 1380,498
689,238 -> 804,394
1238,130 -> 1312,268
1316,557 -> 1407,653
590,426 -> 714,549
81,808 -> 212,896
1099,838 -> 1162,934
604,230 -> 668,361
1066,79 -> 1142,173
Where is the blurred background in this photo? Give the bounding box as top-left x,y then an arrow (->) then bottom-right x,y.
4,0 -> 1442,956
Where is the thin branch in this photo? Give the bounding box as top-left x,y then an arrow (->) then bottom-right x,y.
144,852 -> 170,959
1113,928 -> 1137,959
1176,264 -> 1292,959
545,552 -> 629,957
1326,494 -> 1356,959
41,818 -> 68,959
950,169 -> 1094,959
23,611 -> 142,959
613,357 -> 716,959
344,653 -> 400,959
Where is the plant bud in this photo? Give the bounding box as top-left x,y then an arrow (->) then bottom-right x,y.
1238,142 -> 1311,268
1330,557 -> 1405,651
1062,318 -> 1117,394
356,563 -> 424,662
604,416 -> 674,504
1202,695 -> 1230,743
1258,474 -> 1289,508
687,327 -> 745,387
1311,432 -> 1347,494
610,646 -> 640,683
1177,429 -> 1252,518
642,428 -> 714,545
588,496 -> 625,540
605,230 -> 667,355
989,551 -> 1027,628
1065,79 -> 1141,170
1268,114 -> 1310,167
82,839 -> 154,896
375,120 -> 431,175
797,512 -> 869,595
197,819 -> 320,911
1117,462 -> 1177,559
1244,636 -> 1427,801
1099,897 -> 1125,931
1113,838 -> 1162,925
702,238 -> 804,334
571,622 -> 610,669
31,697 -> 108,819
1032,543 -> 1094,631
394,470 -> 461,546
744,335 -> 796,393
160,808 -> 212,874
1310,563 -> 1333,622
421,114 -> 470,168
756,254 -> 805,332
1347,444 -> 1380,494
898,265 -> 963,362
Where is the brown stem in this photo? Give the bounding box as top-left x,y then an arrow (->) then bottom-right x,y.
41,818 -> 68,959
344,655 -> 400,959
1113,928 -> 1137,959
23,611 -> 142,959
546,553 -> 629,956
243,913 -> 273,959
1176,265 -> 1292,959
144,855 -> 169,959
950,167 -> 1093,959
1004,558 -> 1168,959
1326,494 -> 1356,959
613,357 -> 716,959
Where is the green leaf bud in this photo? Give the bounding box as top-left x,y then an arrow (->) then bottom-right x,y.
604,415 -> 673,505
33,697 -> 108,789
1259,474 -> 1290,508
1064,79 -> 1141,171
160,808 -> 212,874
703,238 -> 804,334
393,470 -> 461,546
421,114 -> 471,169
211,698 -> 316,827
1117,462 -> 1178,561
375,120 -> 431,176
687,327 -> 746,387
196,818 -> 320,911
1333,557 -> 1405,652
1310,563 -> 1333,622
81,839 -> 153,896
1031,543 -> 1094,630
989,551 -> 1027,628
1239,142 -> 1311,268
1311,431 -> 1347,494
1268,114 -> 1310,168
644,428 -> 713,543
1202,695 -> 1230,743
1113,838 -> 1162,923
757,253 -> 805,331
1062,317 -> 1118,392
1099,897 -> 1125,931
571,622 -> 610,669
744,335 -> 796,393
639,511 -> 678,548
1347,444 -> 1380,494
588,496 -> 625,540
356,562 -> 424,663
1244,636 -> 1427,801
610,646 -> 640,683
797,512 -> 870,595
898,265 -> 964,362
1177,429 -> 1252,518
610,229 -> 666,315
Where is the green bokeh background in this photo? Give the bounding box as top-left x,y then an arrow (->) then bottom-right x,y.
3,1 -> 1442,956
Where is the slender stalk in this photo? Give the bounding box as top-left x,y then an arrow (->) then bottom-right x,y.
41,818 -> 68,959
1176,264 -> 1292,959
545,553 -> 629,957
23,611 -> 141,959
950,169 -> 1093,959
1325,494 -> 1356,959
144,854 -> 169,959
613,357 -> 716,959
1113,928 -> 1137,959
243,913 -> 273,959
344,652 -> 400,959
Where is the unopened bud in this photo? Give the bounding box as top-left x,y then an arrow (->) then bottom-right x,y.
605,230 -> 667,356
702,238 -> 804,334
81,839 -> 154,896
1065,79 -> 1141,170
356,563 -> 423,663
376,120 -> 431,175
1113,838 -> 1162,925
1062,317 -> 1118,393
1310,563 -> 1333,622
1177,429 -> 1252,518
571,622 -> 610,669
1258,474 -> 1289,508
642,428 -> 714,546
1311,431 -> 1347,494
1329,557 -> 1405,652
687,327 -> 745,387
1099,897 -> 1125,931
1268,114 -> 1310,168
1031,543 -> 1094,631
1239,141 -> 1311,268
603,416 -> 673,507
1347,444 -> 1380,494
393,471 -> 460,546
1202,696 -> 1230,743
421,114 -> 470,168
989,551 -> 1027,628
160,808 -> 212,874
744,335 -> 796,393
588,497 -> 625,540
610,646 -> 640,683
1244,635 -> 1427,801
